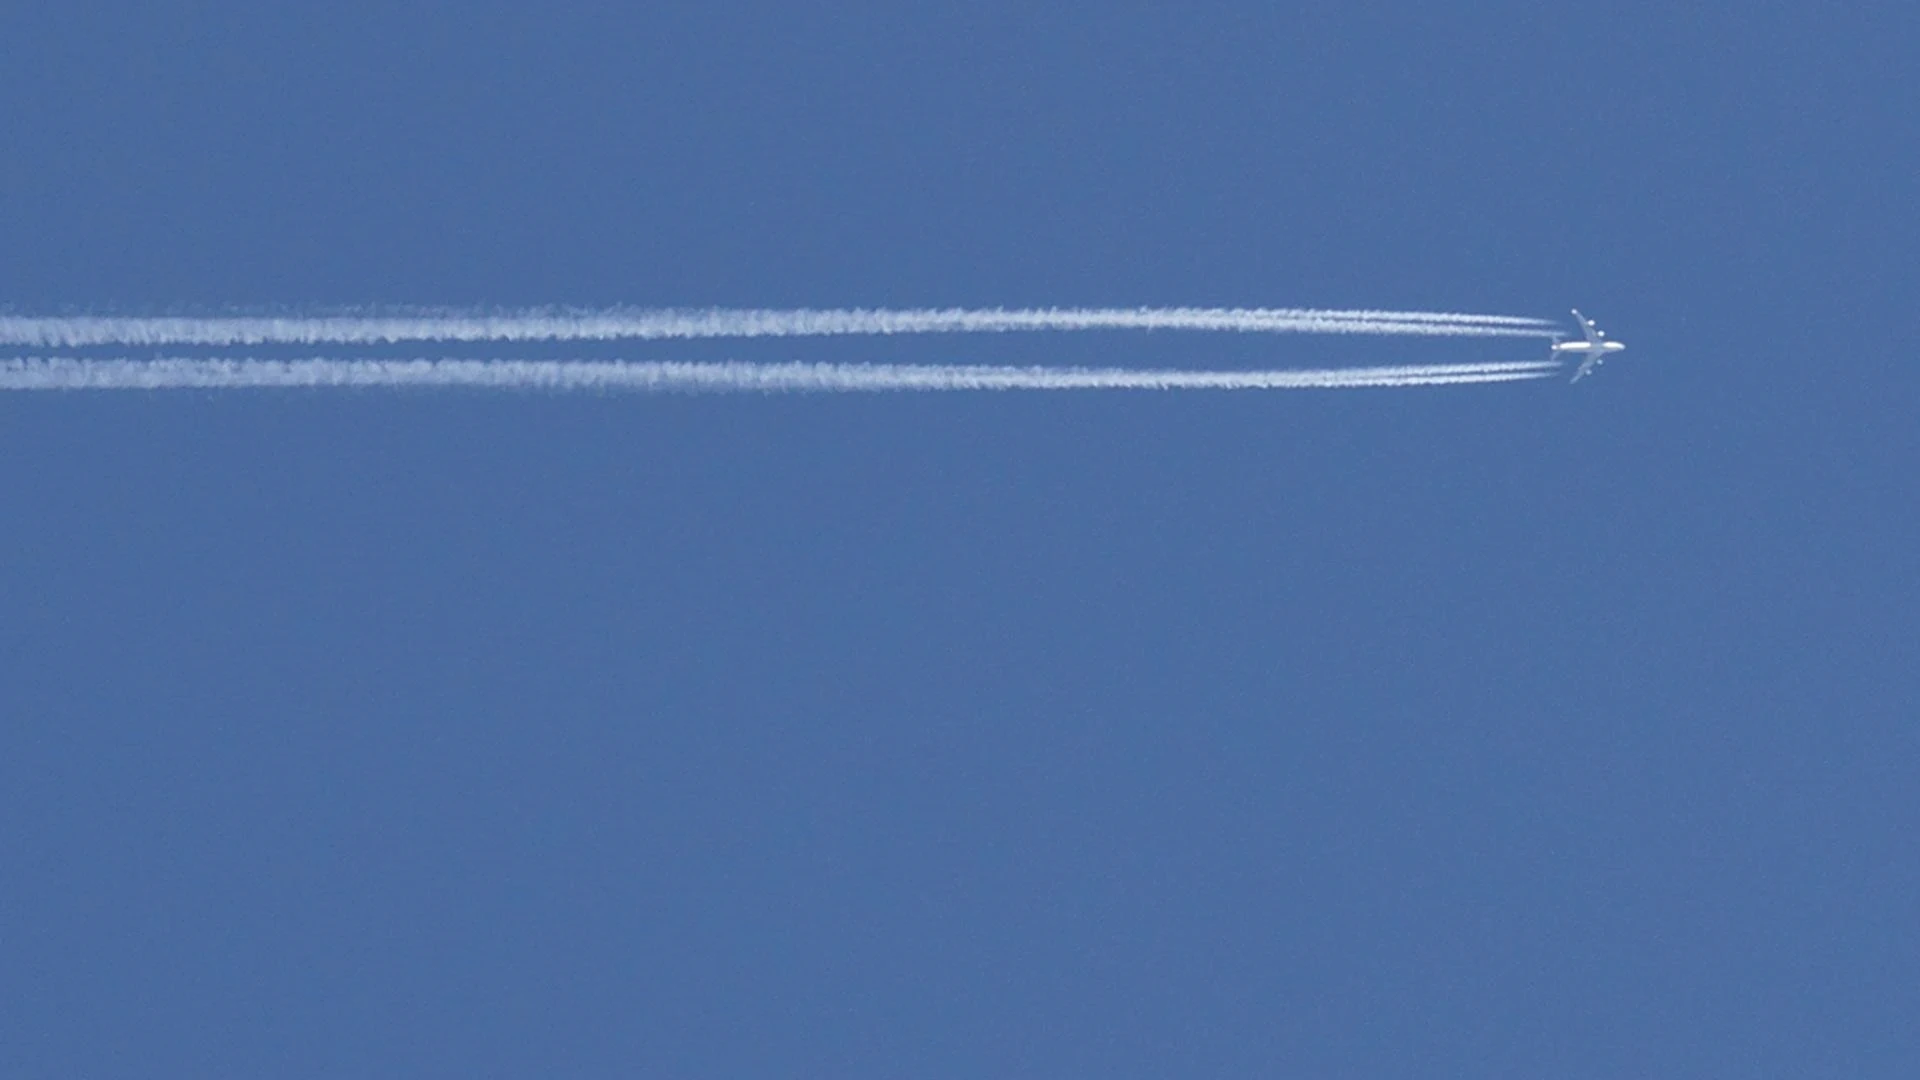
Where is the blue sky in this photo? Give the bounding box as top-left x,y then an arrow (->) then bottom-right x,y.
3,3 -> 1916,1075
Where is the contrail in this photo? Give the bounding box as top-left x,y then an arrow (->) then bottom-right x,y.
0,307 -> 1559,349
0,357 -> 1561,392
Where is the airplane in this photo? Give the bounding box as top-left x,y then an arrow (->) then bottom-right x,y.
1553,309 -> 1626,382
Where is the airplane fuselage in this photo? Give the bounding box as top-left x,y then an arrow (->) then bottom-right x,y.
1552,341 -> 1626,357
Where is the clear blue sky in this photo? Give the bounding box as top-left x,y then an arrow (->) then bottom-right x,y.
3,3 -> 1916,1075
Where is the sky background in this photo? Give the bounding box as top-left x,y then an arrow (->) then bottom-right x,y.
3,2 -> 1917,1075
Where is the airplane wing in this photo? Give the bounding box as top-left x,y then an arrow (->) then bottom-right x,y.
1570,352 -> 1603,383
1571,308 -> 1603,346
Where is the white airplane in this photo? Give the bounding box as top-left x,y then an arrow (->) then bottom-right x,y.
1554,309 -> 1626,382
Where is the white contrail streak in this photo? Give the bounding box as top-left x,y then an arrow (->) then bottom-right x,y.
0,307 -> 1559,349
0,357 -> 1561,392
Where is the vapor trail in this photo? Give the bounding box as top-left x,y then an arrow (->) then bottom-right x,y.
0,307 -> 1559,349
0,357 -> 1561,392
